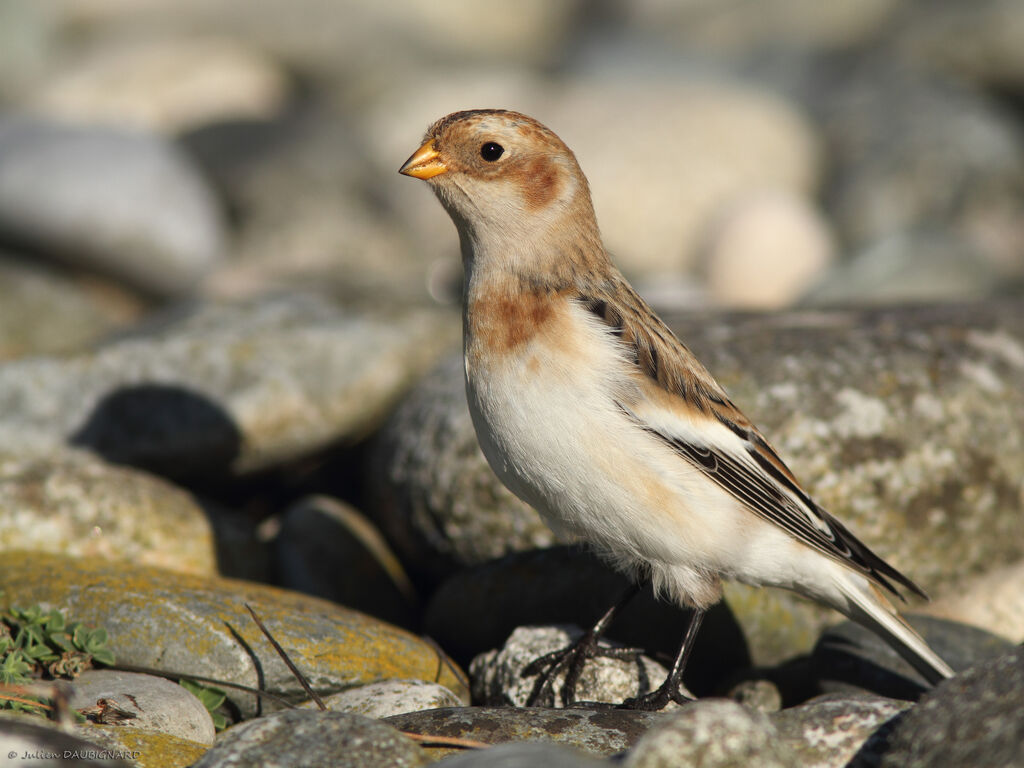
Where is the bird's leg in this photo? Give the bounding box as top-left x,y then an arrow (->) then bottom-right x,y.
523,583 -> 642,707
618,608 -> 705,711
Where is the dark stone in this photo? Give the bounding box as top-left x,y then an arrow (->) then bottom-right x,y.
813,614 -> 1015,700
874,650 -> 1024,768
424,546 -> 749,695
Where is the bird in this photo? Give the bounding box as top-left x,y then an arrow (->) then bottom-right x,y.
399,108 -> 954,709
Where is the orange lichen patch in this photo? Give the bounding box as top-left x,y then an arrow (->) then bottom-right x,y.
468,288 -> 564,353
0,551 -> 469,715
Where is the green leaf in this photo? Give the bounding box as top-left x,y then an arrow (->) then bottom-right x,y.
90,647 -> 115,667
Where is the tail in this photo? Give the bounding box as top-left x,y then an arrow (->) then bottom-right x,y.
833,571 -> 953,685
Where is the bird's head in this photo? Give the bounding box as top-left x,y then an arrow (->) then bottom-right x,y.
399,109 -> 599,262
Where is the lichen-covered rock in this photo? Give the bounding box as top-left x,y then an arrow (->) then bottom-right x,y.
0,717 -> 136,768
662,301 -> 1024,664
772,693 -> 909,768
0,449 -> 217,575
0,251 -> 135,361
623,699 -> 795,768
385,706 -> 666,764
0,552 -> 468,718
193,710 -> 427,768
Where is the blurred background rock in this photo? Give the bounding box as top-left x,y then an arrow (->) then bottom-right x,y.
0,0 -> 1022,722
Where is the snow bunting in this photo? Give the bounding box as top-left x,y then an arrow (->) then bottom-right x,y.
400,109 -> 953,709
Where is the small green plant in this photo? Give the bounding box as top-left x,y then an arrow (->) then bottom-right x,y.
179,679 -> 229,730
0,597 -> 115,714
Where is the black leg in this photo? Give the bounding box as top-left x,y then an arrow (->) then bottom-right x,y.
618,608 -> 705,710
523,583 -> 641,707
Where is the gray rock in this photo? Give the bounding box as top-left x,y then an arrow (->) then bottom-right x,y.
423,546 -> 749,696
772,693 -> 909,768
193,710 -> 427,768
0,116 -> 224,296
622,699 -> 795,768
367,352 -> 552,583
0,716 -> 133,767
385,706 -> 665,763
68,669 -> 215,746
434,742 -> 609,768
470,625 -> 681,709
274,495 -> 417,628
926,559 -> 1024,643
894,0 -> 1024,88
0,293 -> 456,478
810,61 -> 1024,290
726,679 -> 783,714
300,679 -> 463,719
813,615 -> 1015,700
658,300 -> 1024,665
875,650 -> 1024,768
0,251 -> 133,360
0,448 -> 218,575
802,230 -> 1006,306
0,552 -> 468,719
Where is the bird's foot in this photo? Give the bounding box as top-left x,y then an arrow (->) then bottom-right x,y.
617,679 -> 694,711
522,629 -> 642,708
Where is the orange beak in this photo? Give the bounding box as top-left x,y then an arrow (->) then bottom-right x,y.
399,140 -> 448,180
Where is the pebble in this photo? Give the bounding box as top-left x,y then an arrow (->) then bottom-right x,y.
0,116 -> 225,296
470,625 -> 680,709
874,650 -> 1024,768
433,742 -> 609,767
274,495 -> 418,628
193,710 -> 427,768
813,614 -> 1016,700
68,669 -> 215,746
622,699 -> 795,768
0,716 -> 135,768
773,693 -> 909,768
300,679 -> 463,719
926,559 -> 1024,643
385,706 -> 666,763
699,188 -> 837,309
32,36 -> 291,133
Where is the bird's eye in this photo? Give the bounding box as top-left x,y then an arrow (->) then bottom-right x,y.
480,142 -> 504,161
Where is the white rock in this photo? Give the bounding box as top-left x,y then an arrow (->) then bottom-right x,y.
700,189 -> 837,309
32,36 -> 290,132
301,679 -> 463,718
69,669 -> 215,746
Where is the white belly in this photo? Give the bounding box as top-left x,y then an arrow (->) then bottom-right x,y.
462,300 -> 748,607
